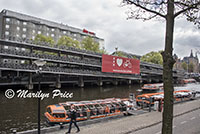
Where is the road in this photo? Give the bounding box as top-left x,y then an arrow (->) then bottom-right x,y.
132,108 -> 200,134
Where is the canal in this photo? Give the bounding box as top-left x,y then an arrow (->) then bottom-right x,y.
0,83 -> 199,133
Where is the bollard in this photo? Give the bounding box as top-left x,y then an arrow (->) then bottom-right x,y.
149,97 -> 152,112
60,123 -> 64,129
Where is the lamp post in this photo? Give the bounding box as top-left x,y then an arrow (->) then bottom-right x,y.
33,59 -> 46,134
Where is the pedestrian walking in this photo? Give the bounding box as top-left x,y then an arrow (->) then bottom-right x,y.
66,104 -> 80,133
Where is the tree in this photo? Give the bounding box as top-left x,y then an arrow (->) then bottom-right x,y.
81,37 -> 101,52
121,1 -> 200,134
34,34 -> 55,46
57,36 -> 81,49
181,62 -> 187,71
141,51 -> 163,65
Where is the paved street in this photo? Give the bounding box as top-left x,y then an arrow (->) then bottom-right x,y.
47,99 -> 200,134
133,108 -> 200,134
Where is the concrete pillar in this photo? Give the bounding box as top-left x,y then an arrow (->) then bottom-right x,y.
16,71 -> 19,77
27,72 -> 33,89
78,76 -> 84,87
97,77 -> 103,86
112,79 -> 118,86
128,79 -> 132,85
55,74 -> 61,88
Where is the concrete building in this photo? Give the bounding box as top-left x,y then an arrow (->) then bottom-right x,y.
0,9 -> 104,47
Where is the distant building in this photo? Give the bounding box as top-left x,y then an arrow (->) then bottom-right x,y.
182,50 -> 199,73
0,9 -> 104,64
0,9 -> 104,47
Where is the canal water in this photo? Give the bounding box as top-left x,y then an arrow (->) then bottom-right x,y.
0,83 -> 199,133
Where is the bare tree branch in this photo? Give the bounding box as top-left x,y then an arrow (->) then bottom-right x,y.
124,0 -> 166,18
174,1 -> 200,18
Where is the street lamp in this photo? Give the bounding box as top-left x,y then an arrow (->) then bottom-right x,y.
33,59 -> 46,134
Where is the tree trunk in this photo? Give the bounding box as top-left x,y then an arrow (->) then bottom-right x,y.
162,0 -> 176,134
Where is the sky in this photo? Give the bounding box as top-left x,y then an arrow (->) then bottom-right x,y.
0,0 -> 200,59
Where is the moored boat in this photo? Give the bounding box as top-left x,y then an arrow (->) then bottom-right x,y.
181,78 -> 196,84
141,83 -> 163,91
136,89 -> 195,106
44,98 -> 135,125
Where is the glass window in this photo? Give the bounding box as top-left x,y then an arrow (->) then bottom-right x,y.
47,33 -> 49,36
51,34 -> 54,37
23,28 -> 27,32
74,34 -> 77,37
16,34 -> 19,37
17,27 -> 20,31
63,31 -> 66,34
22,34 -> 26,38
6,18 -> 10,22
4,46 -> 8,49
5,31 -> 9,35
32,36 -> 35,40
38,31 -> 41,34
5,25 -> 10,29
17,20 -> 20,25
22,48 -> 25,51
33,30 -> 35,33
23,22 -> 27,25
15,47 -> 19,50
21,60 -> 25,64
51,28 -> 55,32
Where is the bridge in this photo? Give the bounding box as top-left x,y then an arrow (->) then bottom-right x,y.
0,39 -> 184,89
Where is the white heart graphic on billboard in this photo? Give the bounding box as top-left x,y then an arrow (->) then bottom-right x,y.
116,58 -> 123,67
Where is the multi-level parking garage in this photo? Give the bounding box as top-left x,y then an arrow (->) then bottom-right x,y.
0,39 -> 184,89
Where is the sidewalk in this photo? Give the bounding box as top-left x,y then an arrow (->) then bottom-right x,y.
47,99 -> 200,134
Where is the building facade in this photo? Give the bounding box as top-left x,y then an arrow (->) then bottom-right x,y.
0,9 -> 104,47
182,50 -> 199,73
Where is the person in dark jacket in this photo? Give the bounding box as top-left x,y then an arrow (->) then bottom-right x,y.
66,104 -> 80,133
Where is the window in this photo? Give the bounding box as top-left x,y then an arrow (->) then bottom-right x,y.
74,38 -> 77,40
6,18 -> 10,22
5,25 -> 10,29
5,31 -> 9,35
21,60 -> 25,64
32,36 -> 35,40
51,34 -> 54,37
32,30 -> 35,33
63,31 -> 66,34
51,28 -> 55,32
38,31 -> 41,34
23,28 -> 27,32
23,22 -> 27,25
4,46 -> 8,49
16,34 -> 19,37
15,47 -> 19,50
17,27 -> 20,31
22,48 -> 25,51
74,34 -> 77,37
22,34 -> 26,38
47,33 -> 49,36
17,20 -> 20,25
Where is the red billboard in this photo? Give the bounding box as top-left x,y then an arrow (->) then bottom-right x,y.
102,54 -> 140,74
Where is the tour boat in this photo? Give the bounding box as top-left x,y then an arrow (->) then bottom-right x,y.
136,89 -> 194,106
181,79 -> 196,84
141,83 -> 163,91
44,98 -> 135,125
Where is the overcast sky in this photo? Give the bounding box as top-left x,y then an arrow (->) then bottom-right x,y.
0,0 -> 200,59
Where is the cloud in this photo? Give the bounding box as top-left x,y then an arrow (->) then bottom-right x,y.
0,0 -> 199,59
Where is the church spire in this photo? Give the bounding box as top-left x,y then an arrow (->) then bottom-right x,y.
190,49 -> 193,57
